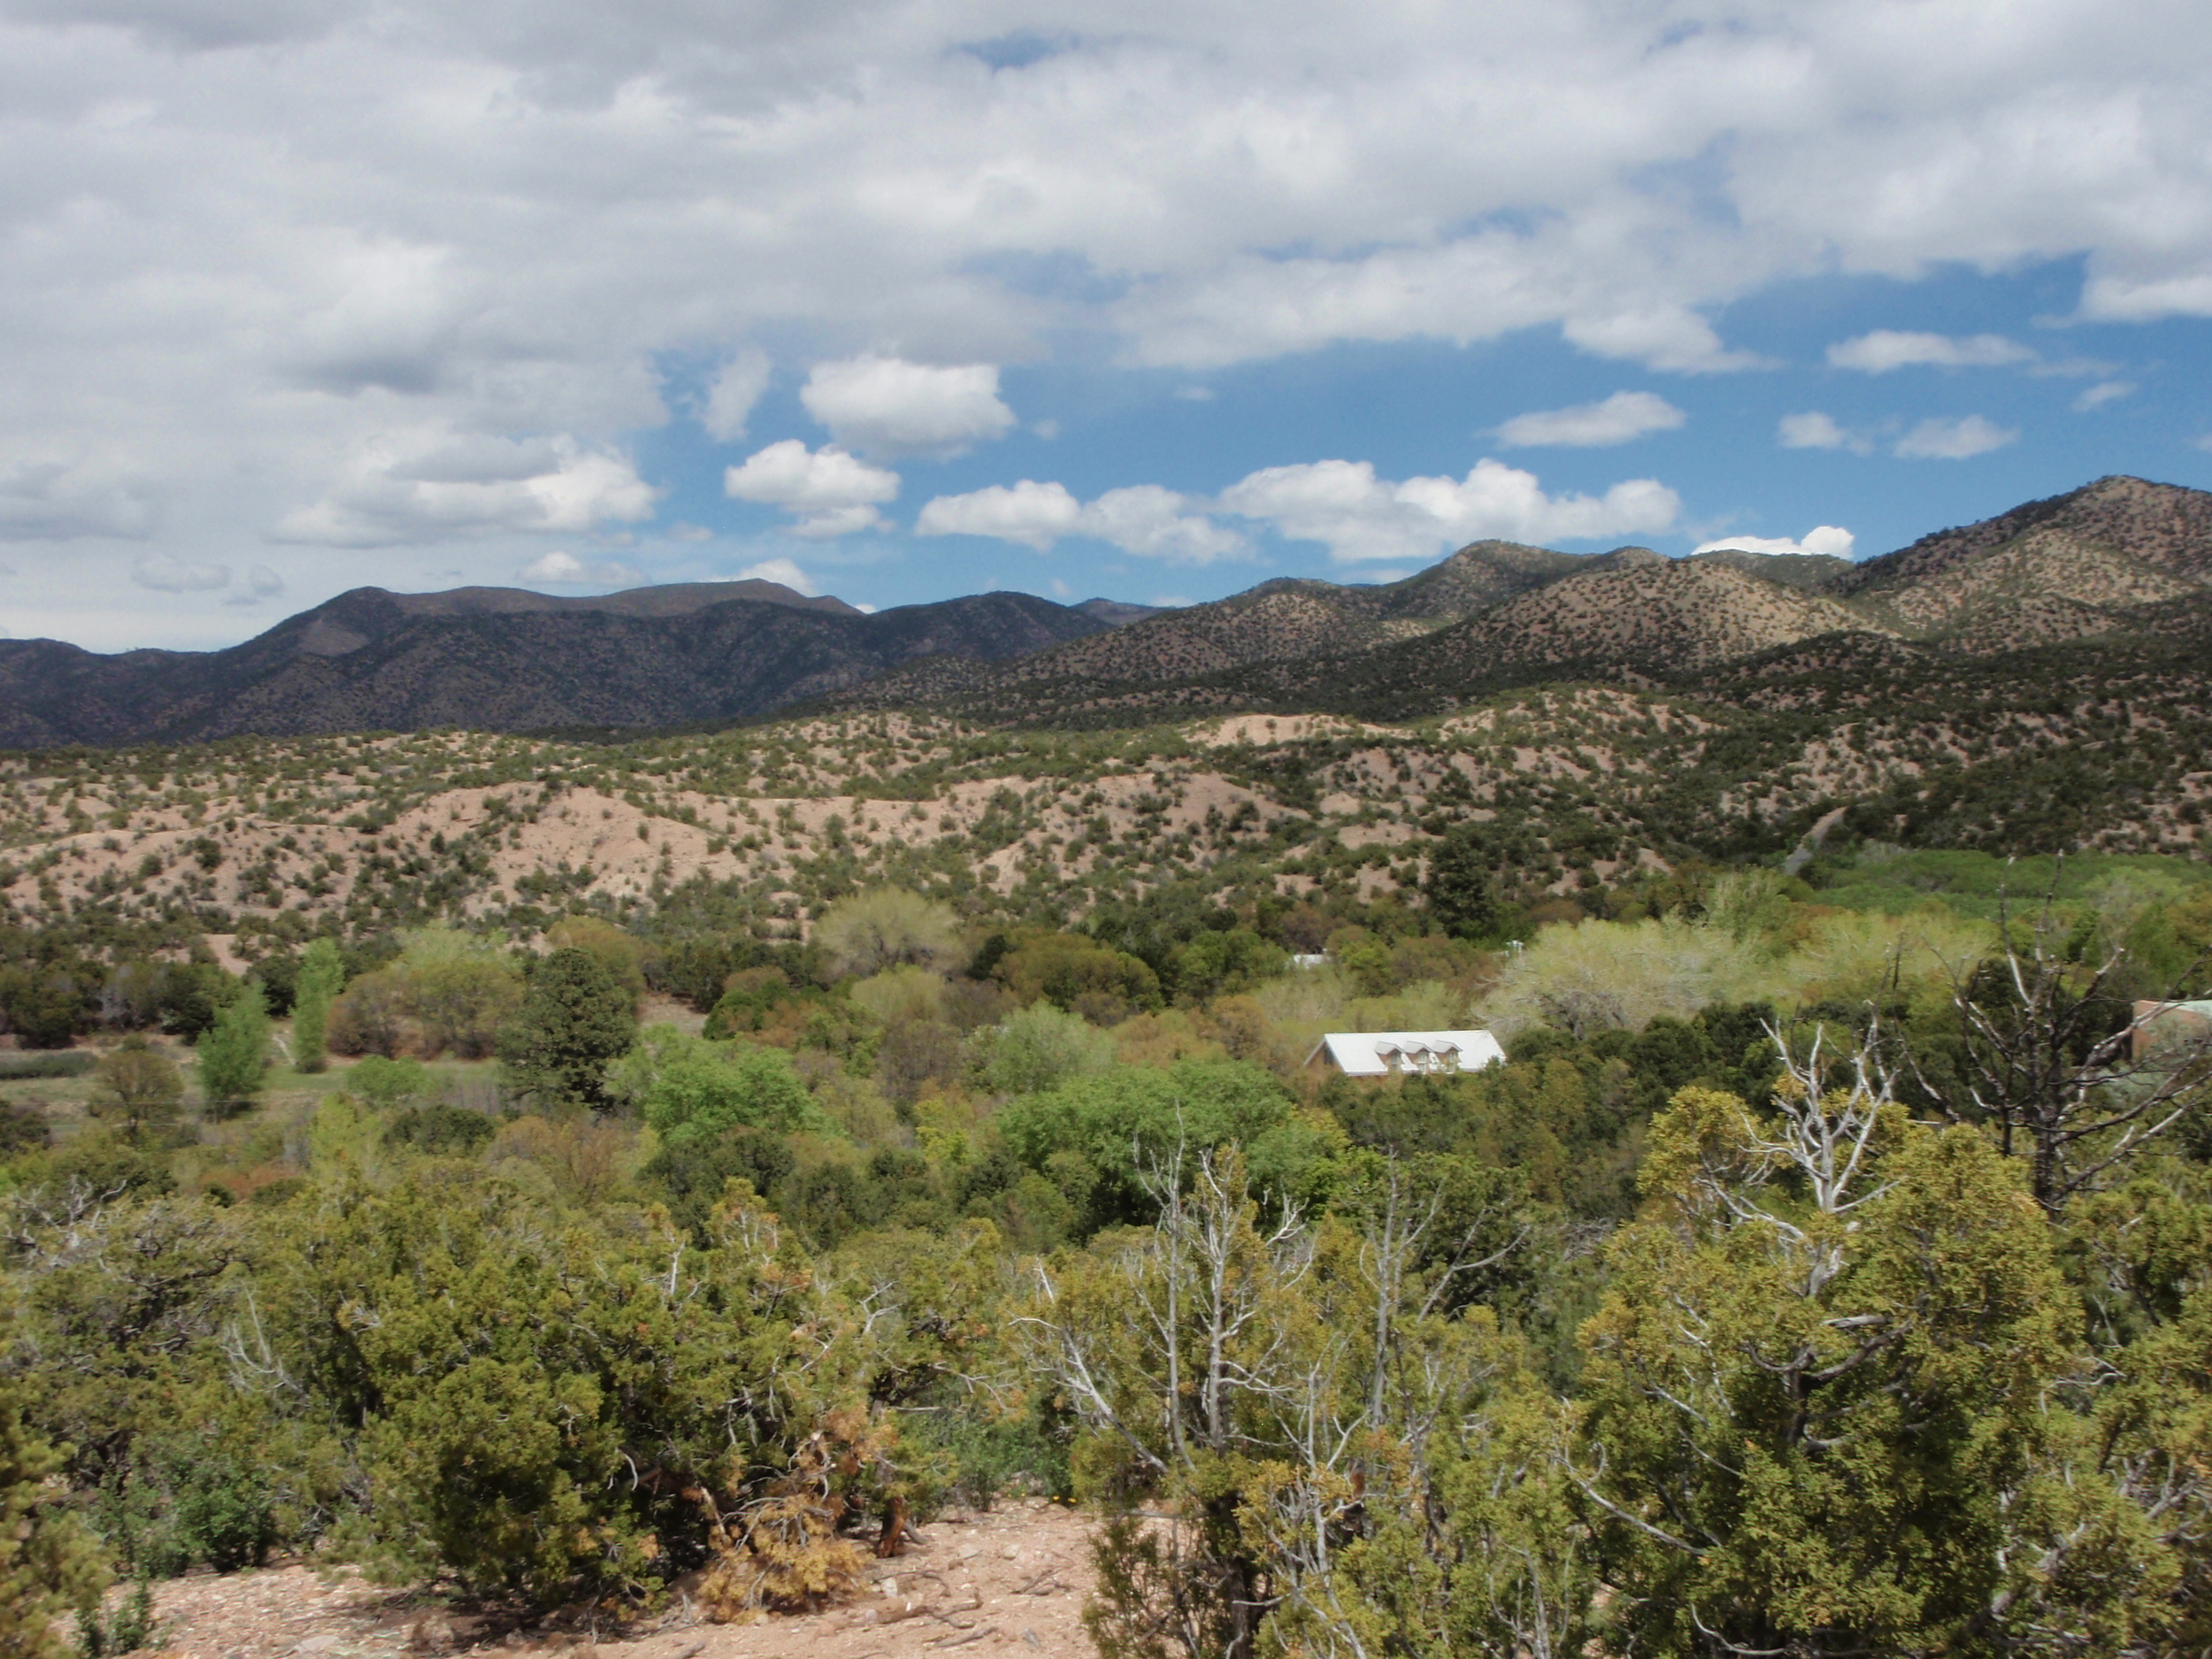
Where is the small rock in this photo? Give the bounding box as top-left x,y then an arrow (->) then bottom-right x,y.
879,1578 -> 898,1597
293,1637 -> 342,1655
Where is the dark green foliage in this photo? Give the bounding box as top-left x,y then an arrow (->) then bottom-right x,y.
497,947 -> 636,1110
0,964 -> 91,1048
0,1099 -> 52,1156
996,1060 -> 1309,1235
0,1051 -> 96,1080
1424,826 -> 1507,940
0,1378 -> 107,1659
640,1125 -> 795,1235
381,1104 -> 497,1157
95,1436 -> 276,1577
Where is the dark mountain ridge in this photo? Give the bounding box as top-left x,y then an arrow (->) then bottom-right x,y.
0,584 -> 1116,747
7,475 -> 2208,748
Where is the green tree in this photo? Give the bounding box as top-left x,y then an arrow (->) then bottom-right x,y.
1425,829 -> 1505,941
1573,1063 -> 2172,1656
606,1026 -> 822,1143
87,1037 -> 185,1146
289,938 -> 343,1074
196,985 -> 270,1114
980,1002 -> 1116,1096
0,1379 -> 108,1659
498,948 -> 636,1111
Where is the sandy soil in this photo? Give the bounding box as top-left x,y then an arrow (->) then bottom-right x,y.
108,1501 -> 1099,1659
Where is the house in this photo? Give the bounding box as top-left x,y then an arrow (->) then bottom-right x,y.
2131,999 -> 2212,1059
1304,1029 -> 1507,1078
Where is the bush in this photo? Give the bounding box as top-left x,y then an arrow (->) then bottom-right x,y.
994,933 -> 1162,1021
0,1379 -> 107,1659
382,1104 -> 497,1157
814,889 -> 962,979
609,1027 -> 821,1142
980,1003 -> 1115,1096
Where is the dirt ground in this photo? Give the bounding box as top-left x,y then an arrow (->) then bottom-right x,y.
111,1501 -> 1100,1659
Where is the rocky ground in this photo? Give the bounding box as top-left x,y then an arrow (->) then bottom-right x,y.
110,1501 -> 1099,1659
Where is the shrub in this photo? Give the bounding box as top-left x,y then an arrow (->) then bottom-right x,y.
610,1027 -> 821,1142
814,889 -> 961,979
0,1379 -> 107,1659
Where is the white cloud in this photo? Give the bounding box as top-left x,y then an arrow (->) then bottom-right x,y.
1893,415 -> 2018,459
516,550 -> 646,586
1826,332 -> 2036,373
1497,391 -> 1686,448
800,357 -> 1015,459
2074,380 -> 2135,411
1778,411 -> 1854,450
1694,526 -> 1855,558
702,349 -> 773,443
7,0 -> 2212,642
1561,310 -> 1770,374
1219,457 -> 1679,564
917,480 -> 1079,549
917,480 -> 1247,562
724,440 -> 899,537
731,557 -> 821,595
133,554 -> 230,593
1173,387 -> 1217,403
273,432 -> 658,548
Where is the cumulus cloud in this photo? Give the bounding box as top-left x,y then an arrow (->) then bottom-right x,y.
1219,457 -> 1679,564
516,550 -> 646,586
133,554 -> 231,593
1893,415 -> 2018,459
724,440 -> 899,537
6,0 -> 2212,641
702,349 -> 773,443
917,480 -> 1246,562
1694,526 -> 1856,558
731,557 -> 821,595
273,432 -> 657,548
1497,391 -> 1686,448
1827,332 -> 2036,373
1778,411 -> 1853,450
800,357 -> 1016,459
2074,380 -> 2135,411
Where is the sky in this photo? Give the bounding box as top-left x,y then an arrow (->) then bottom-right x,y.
4,0 -> 2212,650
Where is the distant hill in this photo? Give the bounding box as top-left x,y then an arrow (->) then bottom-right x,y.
0,583 -> 1115,746
6,475 -> 2208,748
818,474 -> 2212,726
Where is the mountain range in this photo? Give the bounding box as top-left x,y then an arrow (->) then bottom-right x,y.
5,473 -> 2208,747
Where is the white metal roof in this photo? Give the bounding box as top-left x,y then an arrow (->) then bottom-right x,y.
1305,1030 -> 1507,1077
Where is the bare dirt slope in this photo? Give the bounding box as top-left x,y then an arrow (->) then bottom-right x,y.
104,1501 -> 1098,1659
